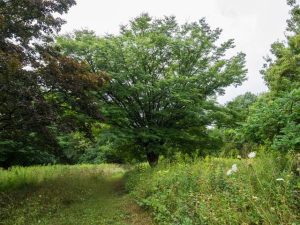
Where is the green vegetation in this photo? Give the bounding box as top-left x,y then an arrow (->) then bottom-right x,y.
57,14 -> 246,166
1,0 -> 299,167
126,152 -> 300,225
0,0 -> 107,168
1,0 -> 300,224
0,164 -> 154,225
211,0 -> 300,157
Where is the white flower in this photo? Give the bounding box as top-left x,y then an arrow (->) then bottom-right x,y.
237,155 -> 242,159
248,152 -> 256,158
231,164 -> 238,172
226,169 -> 233,176
276,178 -> 284,181
227,164 -> 238,176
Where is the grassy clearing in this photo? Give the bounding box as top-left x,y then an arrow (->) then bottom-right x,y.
126,152 -> 300,225
0,164 -> 154,225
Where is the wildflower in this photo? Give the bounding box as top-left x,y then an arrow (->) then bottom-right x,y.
227,164 -> 238,176
237,155 -> 242,159
248,152 -> 256,158
226,169 -> 233,176
231,164 -> 238,172
276,178 -> 284,181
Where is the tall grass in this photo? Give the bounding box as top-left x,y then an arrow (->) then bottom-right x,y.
126,152 -> 300,225
0,164 -> 128,225
0,164 -> 125,191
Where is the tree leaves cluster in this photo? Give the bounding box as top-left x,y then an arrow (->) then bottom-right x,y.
0,0 -> 106,167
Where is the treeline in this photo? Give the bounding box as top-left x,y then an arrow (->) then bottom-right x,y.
0,0 -> 299,168
218,0 -> 300,155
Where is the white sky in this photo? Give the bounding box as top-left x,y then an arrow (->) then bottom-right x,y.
60,0 -> 291,104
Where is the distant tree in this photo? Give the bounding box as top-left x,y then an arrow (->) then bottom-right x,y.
243,90 -> 300,151
0,0 -> 106,167
261,0 -> 300,94
224,92 -> 257,128
58,14 -> 247,166
242,0 -> 300,152
210,92 -> 258,156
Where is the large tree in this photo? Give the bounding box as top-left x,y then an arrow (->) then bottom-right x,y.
58,14 -> 247,166
0,0 -> 106,167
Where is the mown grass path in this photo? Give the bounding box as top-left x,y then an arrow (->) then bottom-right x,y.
0,165 -> 154,225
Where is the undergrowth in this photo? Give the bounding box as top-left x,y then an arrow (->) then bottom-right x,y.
126,152 -> 300,225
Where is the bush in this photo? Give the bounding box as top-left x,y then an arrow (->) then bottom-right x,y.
126,152 -> 300,225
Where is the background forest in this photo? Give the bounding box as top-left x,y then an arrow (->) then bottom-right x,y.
0,0 -> 299,167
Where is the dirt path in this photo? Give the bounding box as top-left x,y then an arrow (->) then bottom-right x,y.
46,176 -> 154,225
110,178 -> 154,225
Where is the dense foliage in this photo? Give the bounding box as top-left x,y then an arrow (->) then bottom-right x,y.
0,0 -> 106,167
239,0 -> 300,153
243,91 -> 300,151
212,0 -> 300,156
57,14 -> 247,165
214,92 -> 258,156
0,0 -> 299,168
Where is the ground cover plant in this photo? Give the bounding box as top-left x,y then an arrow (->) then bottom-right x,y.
126,151 -> 300,225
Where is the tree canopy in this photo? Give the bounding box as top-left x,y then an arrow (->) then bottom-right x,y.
57,14 -> 247,166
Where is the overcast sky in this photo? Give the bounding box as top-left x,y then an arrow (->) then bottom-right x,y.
60,0 -> 291,104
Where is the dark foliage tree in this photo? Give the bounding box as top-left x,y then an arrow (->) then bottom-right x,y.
0,0 -> 106,167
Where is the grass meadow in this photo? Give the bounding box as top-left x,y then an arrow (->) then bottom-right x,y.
0,164 -> 153,225
0,152 -> 299,225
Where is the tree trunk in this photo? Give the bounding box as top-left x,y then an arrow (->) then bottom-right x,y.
146,151 -> 159,167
